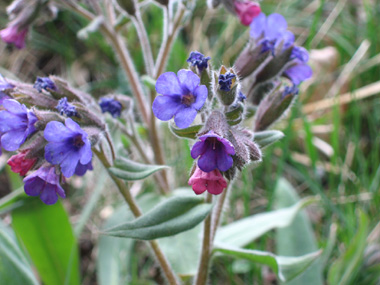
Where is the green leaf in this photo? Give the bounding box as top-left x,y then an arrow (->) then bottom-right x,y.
0,188 -> 27,214
97,193 -> 164,285
0,221 -> 39,285
11,200 -> 80,285
214,245 -> 321,282
109,157 -> 168,181
215,197 -> 317,247
254,130 -> 284,149
103,196 -> 213,240
328,210 -> 369,285
169,123 -> 202,139
274,178 -> 323,285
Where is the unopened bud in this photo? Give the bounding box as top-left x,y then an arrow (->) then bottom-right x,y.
254,83 -> 298,131
116,0 -> 136,16
201,110 -> 230,138
217,66 -> 238,106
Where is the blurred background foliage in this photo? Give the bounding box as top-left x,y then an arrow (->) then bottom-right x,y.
1,0 -> 380,284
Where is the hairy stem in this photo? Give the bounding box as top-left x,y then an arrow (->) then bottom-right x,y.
133,10 -> 155,76
210,182 -> 233,242
193,193 -> 213,285
95,149 -> 180,284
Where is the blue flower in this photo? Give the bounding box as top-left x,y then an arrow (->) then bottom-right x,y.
0,99 -> 37,153
56,97 -> 78,117
99,98 -> 122,118
282,85 -> 299,98
187,51 -> 211,72
250,13 -> 294,54
23,165 -> 66,205
153,69 -> 208,129
218,73 -> 236,91
238,91 -> 247,102
284,63 -> 313,85
34,77 -> 57,92
44,118 -> 92,178
0,74 -> 13,104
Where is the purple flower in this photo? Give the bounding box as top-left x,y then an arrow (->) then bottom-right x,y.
74,161 -> 93,176
238,91 -> 247,102
250,13 -> 294,54
153,69 -> 208,129
0,25 -> 28,49
99,97 -> 122,118
56,97 -> 77,117
191,131 -> 235,172
44,118 -> 92,178
34,77 -> 57,92
218,73 -> 236,91
0,74 -> 14,104
282,85 -> 299,98
0,99 -> 37,152
187,51 -> 211,72
23,165 -> 66,205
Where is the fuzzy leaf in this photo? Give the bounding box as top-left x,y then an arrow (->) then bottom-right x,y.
274,178 -> 323,285
215,197 -> 317,247
214,245 -> 321,282
169,123 -> 202,139
254,130 -> 284,149
109,157 -> 168,181
103,196 -> 212,240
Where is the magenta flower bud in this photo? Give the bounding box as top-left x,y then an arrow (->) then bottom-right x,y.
234,1 -> 261,26
8,150 -> 37,176
0,25 -> 28,49
23,165 -> 66,205
188,167 -> 228,195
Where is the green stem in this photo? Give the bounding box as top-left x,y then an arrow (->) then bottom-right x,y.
193,193 -> 213,285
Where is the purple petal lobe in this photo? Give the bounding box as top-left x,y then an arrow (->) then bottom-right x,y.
177,69 -> 200,93
155,72 -> 183,95
192,85 -> 208,110
266,13 -> 287,40
152,95 -> 181,121
250,12 -> 266,39
174,107 -> 197,129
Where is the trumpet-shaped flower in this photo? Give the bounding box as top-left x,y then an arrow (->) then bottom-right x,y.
191,131 -> 235,172
153,69 -> 208,129
44,118 -> 92,178
188,167 -> 228,195
8,150 -> 37,176
0,25 -> 28,49
234,1 -> 261,26
23,165 -> 66,205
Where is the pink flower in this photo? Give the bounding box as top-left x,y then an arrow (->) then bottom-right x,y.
234,1 -> 261,26
0,25 -> 28,49
8,150 -> 37,176
188,167 -> 228,195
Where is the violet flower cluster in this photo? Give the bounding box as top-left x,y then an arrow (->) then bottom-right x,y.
0,74 -> 102,205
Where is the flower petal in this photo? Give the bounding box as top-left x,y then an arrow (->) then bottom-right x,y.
155,72 -> 183,96
284,63 -> 313,85
24,177 -> 44,196
2,99 -> 26,114
174,106 -> 197,129
60,151 -> 80,178
191,141 -> 208,159
44,121 -> 73,142
250,12 -> 266,39
191,180 -> 207,195
266,13 -> 287,41
192,85 -> 208,110
216,146 -> 234,171
40,184 -> 59,205
79,141 -> 92,164
1,130 -> 25,151
152,95 -> 181,121
177,69 -> 200,94
198,148 -> 217,172
65,118 -> 84,134
207,180 -> 225,195
44,142 -> 72,165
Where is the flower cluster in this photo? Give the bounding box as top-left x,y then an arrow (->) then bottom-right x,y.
0,74 -> 100,205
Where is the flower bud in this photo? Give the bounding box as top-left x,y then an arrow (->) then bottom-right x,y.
116,0 -> 136,16
254,83 -> 298,131
217,66 -> 238,106
8,150 -> 37,176
234,43 -> 270,79
233,1 -> 260,26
